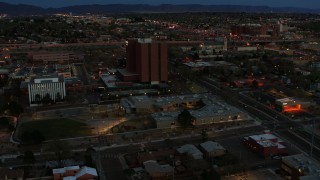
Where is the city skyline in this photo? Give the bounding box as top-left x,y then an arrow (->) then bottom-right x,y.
1,0 -> 320,9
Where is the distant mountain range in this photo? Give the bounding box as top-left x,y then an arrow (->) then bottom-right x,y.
0,2 -> 319,16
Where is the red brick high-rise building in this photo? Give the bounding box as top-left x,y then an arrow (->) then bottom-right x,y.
122,38 -> 168,84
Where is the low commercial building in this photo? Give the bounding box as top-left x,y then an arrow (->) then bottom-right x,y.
152,100 -> 247,128
281,154 -> 320,180
52,166 -> 98,180
199,141 -> 227,157
189,104 -> 247,125
120,95 -> 154,113
28,74 -> 66,106
137,149 -> 176,165
53,166 -> 80,180
152,111 -> 180,128
143,160 -> 174,180
121,94 -> 204,114
28,51 -> 83,64
176,144 -> 203,159
153,94 -> 204,111
243,131 -> 287,157
122,93 -> 248,128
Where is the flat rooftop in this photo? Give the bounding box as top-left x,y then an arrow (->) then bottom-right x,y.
190,103 -> 240,118
154,93 -> 207,107
250,134 -> 284,143
152,93 -> 245,122
151,111 -> 180,122
276,97 -> 295,103
282,154 -> 320,178
100,73 -> 118,88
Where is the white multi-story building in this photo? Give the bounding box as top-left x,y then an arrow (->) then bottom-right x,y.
28,74 -> 66,106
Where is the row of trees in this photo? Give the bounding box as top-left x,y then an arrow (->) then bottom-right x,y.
177,109 -> 195,128
1,99 -> 23,117
33,92 -> 63,105
0,117 -> 15,131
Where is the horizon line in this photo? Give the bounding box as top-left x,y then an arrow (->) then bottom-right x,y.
1,2 -> 318,10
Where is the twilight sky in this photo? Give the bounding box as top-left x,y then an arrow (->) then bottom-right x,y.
2,0 -> 320,9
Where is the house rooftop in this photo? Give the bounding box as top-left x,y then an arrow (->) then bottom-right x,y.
200,141 -> 226,152
63,177 -> 76,180
177,144 -> 203,159
282,154 -> 320,177
249,134 -> 284,143
52,166 -> 80,174
143,160 -> 174,174
75,166 -> 98,178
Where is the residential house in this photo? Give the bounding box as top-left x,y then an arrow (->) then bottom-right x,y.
199,141 -> 227,157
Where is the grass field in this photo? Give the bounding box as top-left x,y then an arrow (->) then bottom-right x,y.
17,118 -> 91,140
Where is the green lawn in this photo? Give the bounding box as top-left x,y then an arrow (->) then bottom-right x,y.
17,118 -> 91,140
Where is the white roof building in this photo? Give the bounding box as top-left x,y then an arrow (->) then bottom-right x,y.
177,144 -> 203,159
52,166 -> 80,174
75,166 -> 98,178
52,166 -> 98,180
199,141 -> 226,156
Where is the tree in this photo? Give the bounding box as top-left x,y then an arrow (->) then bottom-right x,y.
2,100 -> 23,117
252,80 -> 259,88
196,98 -> 205,107
35,94 -> 41,104
84,147 -> 96,167
201,129 -> 208,142
201,50 -> 208,56
56,92 -> 62,102
201,169 -> 221,180
193,52 -> 200,60
177,109 -> 195,128
23,150 -> 35,164
42,93 -> 52,105
0,117 -> 14,131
